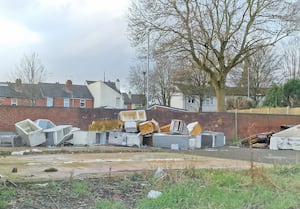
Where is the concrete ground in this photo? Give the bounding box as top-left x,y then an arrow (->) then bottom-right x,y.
0,145 -> 298,181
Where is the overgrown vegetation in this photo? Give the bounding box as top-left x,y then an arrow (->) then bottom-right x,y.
1,166 -> 300,209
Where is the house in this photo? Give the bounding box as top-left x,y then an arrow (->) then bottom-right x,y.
38,80 -> 94,108
122,92 -> 145,109
170,86 -> 268,112
0,80 -> 94,108
86,79 -> 124,109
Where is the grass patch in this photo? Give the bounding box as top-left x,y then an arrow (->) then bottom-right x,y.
70,180 -> 89,197
95,199 -> 127,209
0,188 -> 15,209
44,167 -> 58,172
137,166 -> 300,209
1,165 -> 300,209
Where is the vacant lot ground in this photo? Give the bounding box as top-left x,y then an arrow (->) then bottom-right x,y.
0,145 -> 299,209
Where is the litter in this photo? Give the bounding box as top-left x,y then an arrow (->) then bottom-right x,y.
147,190 -> 162,199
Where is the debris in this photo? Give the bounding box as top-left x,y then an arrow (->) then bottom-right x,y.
35,183 -> 49,187
171,144 -> 179,150
160,124 -> 171,133
154,167 -> 165,178
196,131 -> 226,148
11,168 -> 17,173
241,131 -> 274,148
147,190 -> 162,199
118,110 -> 147,122
15,119 -> 46,147
0,132 -> 23,147
153,133 -> 195,150
124,121 -> 139,133
270,124 -> 300,150
36,119 -> 79,146
5,179 -> 17,187
69,131 -> 107,146
139,121 -> 154,135
88,120 -> 120,131
170,119 -> 189,135
31,148 -> 43,153
187,122 -> 202,136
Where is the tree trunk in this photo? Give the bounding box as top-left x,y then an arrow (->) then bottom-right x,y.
215,87 -> 226,112
211,78 -> 226,112
198,95 -> 203,112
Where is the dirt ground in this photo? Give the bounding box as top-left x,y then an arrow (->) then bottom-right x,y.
1,145 -> 298,181
0,145 -> 299,209
0,146 -> 270,181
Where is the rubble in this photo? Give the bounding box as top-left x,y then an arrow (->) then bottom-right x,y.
241,131 -> 274,148
270,124 -> 300,150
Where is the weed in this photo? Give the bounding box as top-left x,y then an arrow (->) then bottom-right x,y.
71,180 -> 89,196
0,151 -> 11,156
0,188 -> 15,209
44,167 -> 58,172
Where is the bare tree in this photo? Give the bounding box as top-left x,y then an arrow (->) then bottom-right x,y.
150,56 -> 177,106
128,63 -> 147,95
281,37 -> 300,81
174,61 -> 211,112
228,47 -> 282,105
128,63 -> 147,107
13,52 -> 47,105
128,0 -> 300,112
14,52 -> 47,84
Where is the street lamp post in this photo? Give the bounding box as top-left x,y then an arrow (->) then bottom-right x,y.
146,30 -> 150,109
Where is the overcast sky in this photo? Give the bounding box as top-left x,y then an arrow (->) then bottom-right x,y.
0,0 -> 136,91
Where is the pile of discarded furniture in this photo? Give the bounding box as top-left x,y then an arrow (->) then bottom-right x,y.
88,110 -> 226,150
0,110 -> 226,150
240,131 -> 274,149
241,124 -> 300,150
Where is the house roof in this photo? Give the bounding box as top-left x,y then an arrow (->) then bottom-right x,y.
0,82 -> 42,98
86,80 -> 121,94
122,93 -> 145,105
39,83 -> 93,99
0,81 -> 93,99
104,81 -> 120,93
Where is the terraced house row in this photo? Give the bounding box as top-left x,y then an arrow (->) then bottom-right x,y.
0,79 -> 144,109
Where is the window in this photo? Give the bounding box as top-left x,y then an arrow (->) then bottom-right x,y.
63,98 -> 70,107
80,99 -> 86,108
204,97 -> 213,105
11,98 -> 17,106
47,97 -> 53,107
188,97 -> 195,104
116,97 -> 121,107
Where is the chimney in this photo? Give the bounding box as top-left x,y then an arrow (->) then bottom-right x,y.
128,91 -> 132,99
15,78 -> 22,92
115,79 -> 120,91
65,80 -> 72,93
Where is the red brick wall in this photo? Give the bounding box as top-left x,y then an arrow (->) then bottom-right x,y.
1,106 -> 300,141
